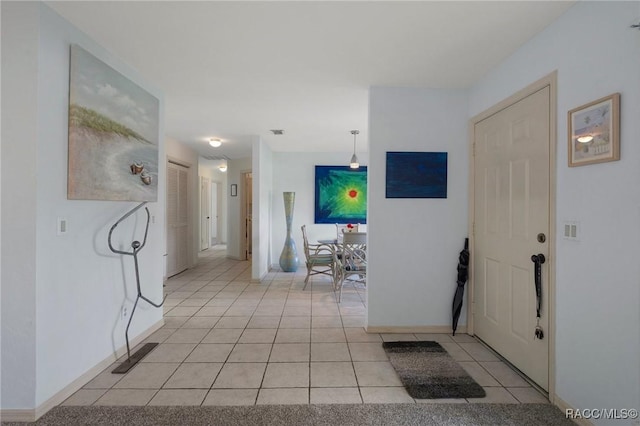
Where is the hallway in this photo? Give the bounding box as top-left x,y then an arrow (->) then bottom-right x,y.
62,246 -> 546,406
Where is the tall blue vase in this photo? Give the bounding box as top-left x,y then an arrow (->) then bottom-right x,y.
279,192 -> 299,272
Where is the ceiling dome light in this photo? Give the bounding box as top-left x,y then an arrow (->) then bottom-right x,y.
218,164 -> 227,172
209,138 -> 222,148
577,135 -> 594,143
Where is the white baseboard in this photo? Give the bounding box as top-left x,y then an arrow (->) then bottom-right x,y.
365,325 -> 467,334
554,395 -> 594,426
0,409 -> 37,423
0,319 -> 164,422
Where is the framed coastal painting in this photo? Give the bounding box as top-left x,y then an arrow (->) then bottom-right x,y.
386,152 -> 447,198
68,44 -> 159,201
314,166 -> 367,224
568,93 -> 620,167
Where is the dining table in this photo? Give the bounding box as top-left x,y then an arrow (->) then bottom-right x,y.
317,238 -> 338,245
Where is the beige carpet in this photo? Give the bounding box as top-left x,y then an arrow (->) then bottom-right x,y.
4,403 -> 574,426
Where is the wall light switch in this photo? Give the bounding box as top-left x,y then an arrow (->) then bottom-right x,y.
57,217 -> 68,235
563,221 -> 579,241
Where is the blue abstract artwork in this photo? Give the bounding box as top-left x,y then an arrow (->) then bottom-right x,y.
315,166 -> 367,224
385,152 -> 447,198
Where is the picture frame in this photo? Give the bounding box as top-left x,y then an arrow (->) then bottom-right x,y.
385,152 -> 447,198
314,166 -> 367,224
568,93 -> 620,167
230,184 -> 237,197
67,45 -> 160,201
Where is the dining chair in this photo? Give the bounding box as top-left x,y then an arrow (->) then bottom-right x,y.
333,231 -> 366,302
336,223 -> 359,243
301,225 -> 336,289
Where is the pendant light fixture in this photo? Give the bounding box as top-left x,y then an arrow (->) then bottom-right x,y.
349,130 -> 360,169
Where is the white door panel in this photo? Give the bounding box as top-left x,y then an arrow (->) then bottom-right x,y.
201,177 -> 211,251
474,86 -> 550,390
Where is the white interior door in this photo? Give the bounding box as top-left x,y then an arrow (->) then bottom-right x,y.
167,161 -> 189,277
200,177 -> 211,251
473,86 -> 550,390
211,182 -> 218,244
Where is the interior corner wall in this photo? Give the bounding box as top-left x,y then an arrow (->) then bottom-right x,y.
467,1 -> 640,419
166,137 -> 199,269
1,1 -> 39,410
226,156 -> 252,260
252,139 -> 273,281
271,152 -> 367,271
367,87 -> 468,329
0,3 -> 167,410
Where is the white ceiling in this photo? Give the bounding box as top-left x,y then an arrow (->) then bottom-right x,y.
47,1 -> 574,159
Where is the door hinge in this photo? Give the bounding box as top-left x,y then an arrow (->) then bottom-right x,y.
472,222 -> 476,235
472,142 -> 476,157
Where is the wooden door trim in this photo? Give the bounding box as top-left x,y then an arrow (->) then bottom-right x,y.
167,156 -> 192,168
467,71 -> 557,401
239,169 -> 252,261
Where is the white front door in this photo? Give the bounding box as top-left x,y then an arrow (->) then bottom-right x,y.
473,86 -> 551,390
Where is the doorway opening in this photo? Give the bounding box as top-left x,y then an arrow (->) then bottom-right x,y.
200,177 -> 211,251
241,172 -> 253,260
167,160 -> 190,278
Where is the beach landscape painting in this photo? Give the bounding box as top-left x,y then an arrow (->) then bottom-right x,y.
68,44 -> 159,201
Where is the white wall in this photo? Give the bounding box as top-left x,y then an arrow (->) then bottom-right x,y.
252,139 -> 273,280
2,2 -> 166,410
226,156 -> 252,261
271,152 -> 367,270
368,88 -> 469,329
166,137 -> 199,270
468,1 -> 640,420
1,1 -> 39,409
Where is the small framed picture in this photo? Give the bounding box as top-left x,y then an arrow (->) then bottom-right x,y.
568,93 -> 620,167
230,184 -> 237,197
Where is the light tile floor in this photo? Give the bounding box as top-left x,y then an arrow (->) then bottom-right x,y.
62,245 -> 548,407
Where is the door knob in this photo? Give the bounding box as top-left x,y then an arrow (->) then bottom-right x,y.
531,253 -> 546,264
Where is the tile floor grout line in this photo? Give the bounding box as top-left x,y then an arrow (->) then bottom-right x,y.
72,247 -> 546,407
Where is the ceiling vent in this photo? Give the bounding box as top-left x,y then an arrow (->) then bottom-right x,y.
270,129 -> 285,135
203,154 -> 230,161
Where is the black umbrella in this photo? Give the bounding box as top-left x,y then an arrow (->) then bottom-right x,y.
452,238 -> 469,336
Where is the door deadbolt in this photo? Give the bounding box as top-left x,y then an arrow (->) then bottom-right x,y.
537,233 -> 546,243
